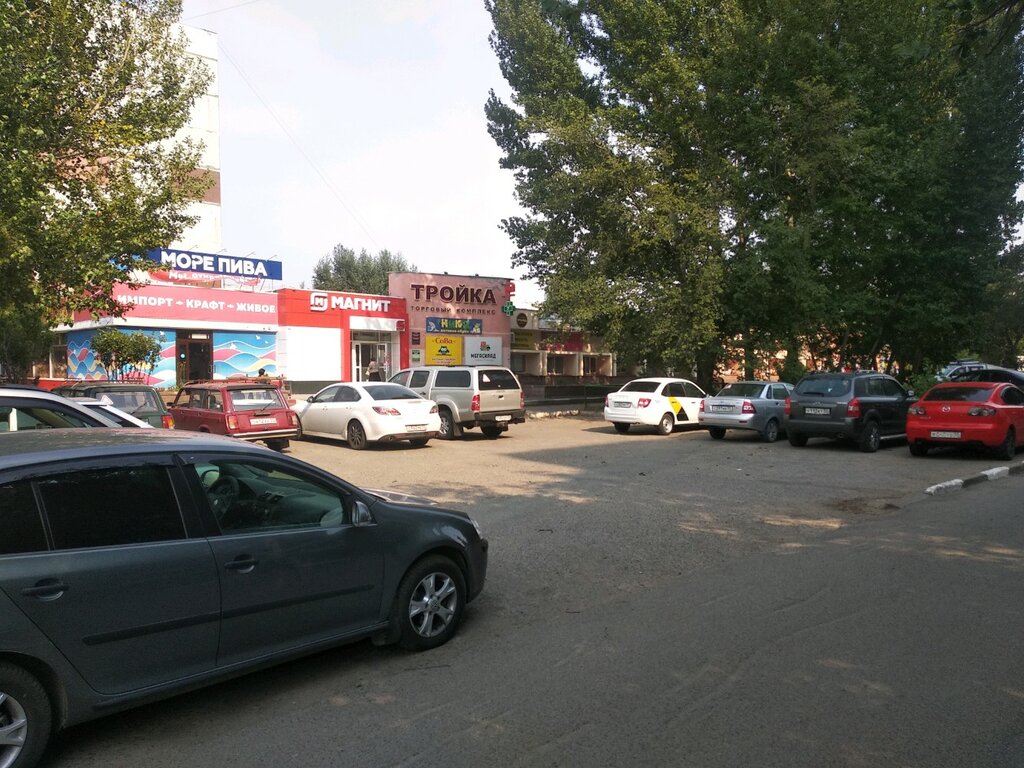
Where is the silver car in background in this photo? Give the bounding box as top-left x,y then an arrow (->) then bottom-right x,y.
698,381 -> 794,442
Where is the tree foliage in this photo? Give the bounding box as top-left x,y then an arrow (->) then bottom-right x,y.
312,245 -> 418,295
0,0 -> 211,321
0,302 -> 54,383
485,0 -> 1024,380
90,328 -> 160,381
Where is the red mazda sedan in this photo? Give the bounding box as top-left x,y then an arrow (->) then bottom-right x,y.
907,381 -> 1024,458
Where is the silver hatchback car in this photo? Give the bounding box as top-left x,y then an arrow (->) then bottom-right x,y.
698,380 -> 794,442
0,430 -> 488,768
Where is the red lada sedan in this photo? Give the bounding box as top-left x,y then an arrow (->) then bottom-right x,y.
906,381 -> 1024,459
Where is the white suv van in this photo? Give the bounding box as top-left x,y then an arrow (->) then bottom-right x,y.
389,366 -> 526,439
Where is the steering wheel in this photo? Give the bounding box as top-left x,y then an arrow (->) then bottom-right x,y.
208,475 -> 240,517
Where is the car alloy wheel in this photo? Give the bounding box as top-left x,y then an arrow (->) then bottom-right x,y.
347,420 -> 367,450
761,419 -> 779,443
397,556 -> 465,651
859,421 -> 881,453
438,409 -> 461,440
0,663 -> 51,768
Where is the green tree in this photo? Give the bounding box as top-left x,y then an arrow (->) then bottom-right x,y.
91,328 -> 161,381
485,0 -> 727,379
0,0 -> 211,320
486,0 -> 1024,379
312,245 -> 417,295
0,302 -> 54,383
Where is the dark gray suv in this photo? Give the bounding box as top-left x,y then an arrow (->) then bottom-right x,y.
0,430 -> 488,768
784,371 -> 915,452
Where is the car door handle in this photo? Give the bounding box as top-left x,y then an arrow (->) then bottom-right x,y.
22,579 -> 68,600
224,556 -> 258,573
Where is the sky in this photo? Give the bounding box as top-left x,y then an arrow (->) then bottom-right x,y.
178,0 -> 542,305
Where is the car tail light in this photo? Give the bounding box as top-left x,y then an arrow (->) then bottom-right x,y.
699,399 -> 705,412
430,404 -> 438,414
638,398 -> 651,408
909,405 -> 926,416
847,398 -> 861,417
968,406 -> 997,417
372,406 -> 401,416
288,412 -> 299,426
162,414 -> 174,429
784,397 -> 791,415
520,391 -> 525,409
227,414 -> 239,430
471,394 -> 480,412
742,400 -> 756,414
605,396 -> 610,408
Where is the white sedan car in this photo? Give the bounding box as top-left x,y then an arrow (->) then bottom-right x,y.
292,382 -> 441,449
604,377 -> 707,435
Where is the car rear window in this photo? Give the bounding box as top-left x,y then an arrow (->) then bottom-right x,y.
478,369 -> 519,391
621,381 -> 660,393
365,384 -> 419,400
718,383 -> 764,397
101,390 -> 162,413
923,386 -> 992,402
228,388 -> 287,411
794,376 -> 851,397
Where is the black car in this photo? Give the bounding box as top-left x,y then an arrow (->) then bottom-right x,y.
52,380 -> 173,428
0,430 -> 487,768
784,371 -> 915,452
950,365 -> 1024,388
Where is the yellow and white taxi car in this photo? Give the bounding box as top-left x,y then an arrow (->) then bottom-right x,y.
603,377 -> 707,435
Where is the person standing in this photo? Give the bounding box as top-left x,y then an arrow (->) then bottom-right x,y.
366,358 -> 381,381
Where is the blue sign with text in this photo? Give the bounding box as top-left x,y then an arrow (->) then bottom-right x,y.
146,249 -> 283,281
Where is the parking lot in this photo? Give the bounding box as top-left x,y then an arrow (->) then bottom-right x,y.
48,414 -> 1023,768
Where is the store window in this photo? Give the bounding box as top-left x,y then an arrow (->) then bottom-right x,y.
583,356 -> 598,376
511,353 -> 528,373
547,356 -> 565,375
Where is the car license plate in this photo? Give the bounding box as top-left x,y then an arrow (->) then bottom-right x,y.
614,401 -> 631,408
249,417 -> 277,425
408,424 -> 426,432
495,415 -> 512,422
805,407 -> 830,416
711,405 -> 732,412
930,430 -> 961,439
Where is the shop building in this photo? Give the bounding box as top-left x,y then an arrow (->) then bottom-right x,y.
276,288 -> 407,393
388,272 -> 516,369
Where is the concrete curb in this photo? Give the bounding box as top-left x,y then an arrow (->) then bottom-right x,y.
924,460 -> 1024,495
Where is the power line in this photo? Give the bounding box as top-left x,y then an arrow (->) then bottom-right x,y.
182,0 -> 265,21
216,41 -> 382,250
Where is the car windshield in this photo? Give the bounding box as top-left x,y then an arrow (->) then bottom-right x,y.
717,383 -> 764,398
794,376 -> 851,397
621,381 -> 660,393
229,388 -> 286,410
924,386 -> 992,402
365,384 -> 419,401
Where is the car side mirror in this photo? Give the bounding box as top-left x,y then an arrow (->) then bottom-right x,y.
352,500 -> 374,527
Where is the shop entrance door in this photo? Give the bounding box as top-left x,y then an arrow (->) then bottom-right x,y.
177,336 -> 212,385
352,341 -> 389,382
